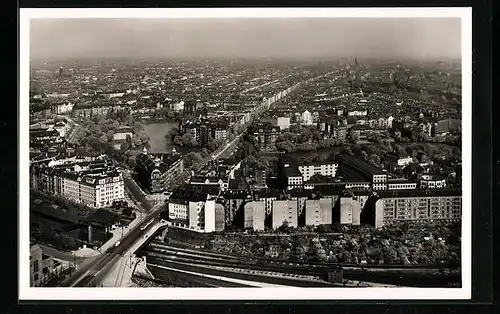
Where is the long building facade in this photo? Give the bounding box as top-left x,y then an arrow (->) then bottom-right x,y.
373,190 -> 462,228
30,156 -> 125,208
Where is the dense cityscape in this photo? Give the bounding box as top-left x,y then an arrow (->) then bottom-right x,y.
28,18 -> 463,289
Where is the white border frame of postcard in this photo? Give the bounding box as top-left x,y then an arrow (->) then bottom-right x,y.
19,7 -> 472,300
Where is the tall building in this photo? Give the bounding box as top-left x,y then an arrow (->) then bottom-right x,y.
223,190 -> 248,224
243,201 -> 265,231
271,200 -> 298,229
168,189 -> 223,232
335,196 -> 362,225
304,198 -> 333,227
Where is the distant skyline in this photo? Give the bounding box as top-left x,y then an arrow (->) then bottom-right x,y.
30,18 -> 461,61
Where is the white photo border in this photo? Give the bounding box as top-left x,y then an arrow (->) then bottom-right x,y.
19,7 -> 472,300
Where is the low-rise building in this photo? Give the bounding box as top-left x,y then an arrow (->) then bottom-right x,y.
301,110 -> 313,125
30,128 -> 62,146
171,101 -> 185,111
250,122 -> 280,151
30,245 -> 54,287
72,104 -> 111,118
51,102 -> 74,115
190,176 -> 228,191
53,121 -> 68,138
419,174 -> 447,189
112,125 -> 133,145
387,179 -> 418,190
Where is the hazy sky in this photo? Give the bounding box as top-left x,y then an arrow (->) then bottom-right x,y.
30,18 -> 461,60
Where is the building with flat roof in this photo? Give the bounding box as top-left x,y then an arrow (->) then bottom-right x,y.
299,162 -> 338,182
304,198 -> 333,227
333,189 -> 371,225
243,201 -> 266,231
168,188 -> 222,232
271,200 -> 298,229
372,189 -> 462,228
387,178 -> 418,191
223,189 -> 249,225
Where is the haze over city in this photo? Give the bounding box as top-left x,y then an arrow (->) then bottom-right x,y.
27,10 -> 466,292
30,18 -> 461,60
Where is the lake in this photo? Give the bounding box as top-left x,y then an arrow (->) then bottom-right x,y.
143,121 -> 200,154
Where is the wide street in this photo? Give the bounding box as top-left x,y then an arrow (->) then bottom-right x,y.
61,202 -> 165,287
122,171 -> 153,211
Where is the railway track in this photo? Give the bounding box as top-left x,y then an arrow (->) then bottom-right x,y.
142,250 -> 321,276
153,241 -> 459,270
140,241 -> 461,288
142,246 -> 460,288
146,257 -> 338,287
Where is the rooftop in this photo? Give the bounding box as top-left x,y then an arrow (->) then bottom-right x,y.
377,188 -> 462,198
335,153 -> 385,177
136,152 -> 182,174
169,188 -> 209,204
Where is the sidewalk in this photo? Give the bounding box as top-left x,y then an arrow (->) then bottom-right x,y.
101,254 -> 140,287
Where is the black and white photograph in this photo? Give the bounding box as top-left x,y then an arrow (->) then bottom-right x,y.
19,8 -> 472,300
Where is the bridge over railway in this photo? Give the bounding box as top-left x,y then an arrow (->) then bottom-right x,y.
61,215 -> 169,287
